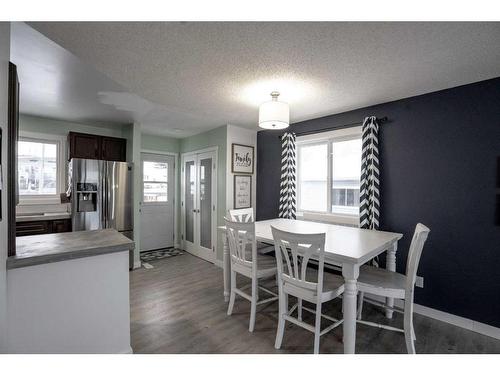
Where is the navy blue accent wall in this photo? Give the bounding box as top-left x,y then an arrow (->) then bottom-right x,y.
257,77 -> 500,327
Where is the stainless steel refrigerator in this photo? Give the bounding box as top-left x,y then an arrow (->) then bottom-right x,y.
69,158 -> 133,240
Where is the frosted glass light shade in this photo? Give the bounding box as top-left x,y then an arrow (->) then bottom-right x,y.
258,99 -> 289,129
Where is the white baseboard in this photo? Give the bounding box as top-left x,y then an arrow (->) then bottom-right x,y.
119,346 -> 133,354
367,294 -> 500,340
133,260 -> 141,269
213,259 -> 223,268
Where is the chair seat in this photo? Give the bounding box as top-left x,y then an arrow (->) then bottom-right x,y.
357,265 -> 407,299
284,267 -> 344,303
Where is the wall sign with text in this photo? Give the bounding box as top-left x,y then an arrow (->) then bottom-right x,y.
234,175 -> 252,209
231,143 -> 254,174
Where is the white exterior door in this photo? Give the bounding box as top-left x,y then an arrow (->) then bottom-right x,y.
140,153 -> 175,252
181,150 -> 217,262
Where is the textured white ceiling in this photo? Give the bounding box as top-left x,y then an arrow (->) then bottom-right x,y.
26,22 -> 500,137
11,22 -> 134,127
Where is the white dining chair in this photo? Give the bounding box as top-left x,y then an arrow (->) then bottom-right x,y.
271,226 -> 344,354
228,208 -> 254,222
225,218 -> 279,332
356,223 -> 430,354
228,208 -> 275,255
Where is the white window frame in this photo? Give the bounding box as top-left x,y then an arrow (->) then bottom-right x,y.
141,158 -> 170,206
18,131 -> 67,205
297,126 -> 362,226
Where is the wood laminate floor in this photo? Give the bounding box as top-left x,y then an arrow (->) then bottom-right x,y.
130,253 -> 500,354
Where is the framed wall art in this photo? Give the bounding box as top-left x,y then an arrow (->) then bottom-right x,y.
234,175 -> 252,209
231,143 -> 254,174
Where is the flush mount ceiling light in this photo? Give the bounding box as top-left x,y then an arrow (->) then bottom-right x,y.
258,91 -> 289,130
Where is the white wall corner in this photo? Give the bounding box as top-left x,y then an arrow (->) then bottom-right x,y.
0,21 -> 11,354
225,124 -> 257,215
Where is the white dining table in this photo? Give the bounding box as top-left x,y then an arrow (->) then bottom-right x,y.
218,218 -> 403,354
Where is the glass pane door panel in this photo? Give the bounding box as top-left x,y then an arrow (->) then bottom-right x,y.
185,160 -> 195,243
143,161 -> 168,181
199,157 -> 212,249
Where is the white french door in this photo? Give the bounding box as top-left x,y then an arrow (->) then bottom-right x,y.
181,149 -> 217,262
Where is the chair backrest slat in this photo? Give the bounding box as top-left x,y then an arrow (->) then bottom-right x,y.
225,218 -> 256,270
228,208 -> 254,223
271,226 -> 326,299
405,223 -> 430,291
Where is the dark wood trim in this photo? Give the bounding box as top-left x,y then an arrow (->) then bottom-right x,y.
7,62 -> 19,257
233,174 -> 252,209
231,143 -> 254,174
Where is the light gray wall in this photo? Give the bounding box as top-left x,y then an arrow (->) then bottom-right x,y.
0,21 -> 10,354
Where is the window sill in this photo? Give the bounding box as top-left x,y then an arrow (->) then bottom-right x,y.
297,211 -> 359,226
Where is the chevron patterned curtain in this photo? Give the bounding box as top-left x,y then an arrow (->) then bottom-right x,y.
359,116 -> 380,230
278,132 -> 297,219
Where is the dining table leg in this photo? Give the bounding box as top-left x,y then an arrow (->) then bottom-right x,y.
223,232 -> 230,302
385,242 -> 398,318
342,263 -> 360,354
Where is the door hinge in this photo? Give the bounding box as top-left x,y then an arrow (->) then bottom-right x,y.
213,204 -> 215,211
181,234 -> 184,240
212,246 -> 215,252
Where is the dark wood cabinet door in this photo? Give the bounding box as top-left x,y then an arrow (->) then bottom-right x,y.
16,219 -> 72,236
68,132 -> 100,160
16,221 -> 51,237
101,136 -> 127,161
51,219 -> 72,233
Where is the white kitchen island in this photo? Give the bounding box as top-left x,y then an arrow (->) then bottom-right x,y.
6,229 -> 134,354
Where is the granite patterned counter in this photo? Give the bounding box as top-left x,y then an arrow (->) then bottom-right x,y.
7,228 -> 134,269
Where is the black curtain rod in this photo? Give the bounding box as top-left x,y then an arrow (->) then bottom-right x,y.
279,116 -> 388,139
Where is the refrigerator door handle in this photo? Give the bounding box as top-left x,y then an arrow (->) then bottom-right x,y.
101,161 -> 107,228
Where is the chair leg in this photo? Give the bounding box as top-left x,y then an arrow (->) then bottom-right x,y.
313,302 -> 322,354
357,291 -> 364,320
298,298 -> 303,321
404,301 -> 416,354
249,276 -> 258,332
275,291 -> 287,349
227,270 -> 236,316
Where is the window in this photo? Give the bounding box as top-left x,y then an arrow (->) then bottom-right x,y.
143,161 -> 169,203
297,127 -> 362,219
17,133 -> 65,203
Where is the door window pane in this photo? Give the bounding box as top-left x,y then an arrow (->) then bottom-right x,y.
18,140 -> 58,195
298,143 -> 328,212
331,139 -> 361,215
185,160 -> 195,243
199,158 -> 212,249
143,161 -> 168,202
143,161 -> 168,182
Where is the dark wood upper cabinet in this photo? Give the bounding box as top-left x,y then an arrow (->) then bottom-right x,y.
68,132 -> 101,160
68,132 -> 126,161
101,136 -> 127,161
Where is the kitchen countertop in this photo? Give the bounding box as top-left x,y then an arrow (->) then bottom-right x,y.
16,212 -> 71,222
7,229 -> 134,270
